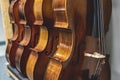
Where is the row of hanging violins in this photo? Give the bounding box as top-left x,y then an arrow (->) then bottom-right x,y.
6,0 -> 112,80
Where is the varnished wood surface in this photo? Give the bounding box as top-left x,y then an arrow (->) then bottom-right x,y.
19,0 -> 44,25
15,0 -> 48,77
9,0 -> 16,23
25,0 -> 56,80
25,28 -> 59,80
16,0 -> 52,78
44,29 -> 73,80
6,0 -> 112,80
44,59 -> 62,80
18,0 -> 27,24
6,24 -> 18,63
53,0 -> 68,28
44,0 -> 87,79
15,25 -> 41,76
15,26 -> 31,77
26,50 -> 49,80
33,27 -> 48,51
6,0 -> 24,68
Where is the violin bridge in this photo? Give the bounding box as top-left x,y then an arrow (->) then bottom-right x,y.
84,52 -> 106,59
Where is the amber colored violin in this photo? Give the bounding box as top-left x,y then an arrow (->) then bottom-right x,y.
79,0 -> 112,80
6,0 -> 24,68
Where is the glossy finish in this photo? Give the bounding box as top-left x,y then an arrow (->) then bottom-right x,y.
6,0 -> 24,68
44,30 -> 74,80
26,26 -> 48,80
6,24 -> 18,62
44,59 -> 62,80
18,0 -> 27,24
33,27 -> 48,51
6,0 -> 112,80
15,26 -> 31,72
9,0 -> 16,23
15,0 -> 47,77
33,0 -> 43,25
44,0 -> 87,79
25,0 -> 59,80
53,0 -> 68,28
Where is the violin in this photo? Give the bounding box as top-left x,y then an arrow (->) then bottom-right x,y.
6,0 -> 24,68
80,0 -> 112,80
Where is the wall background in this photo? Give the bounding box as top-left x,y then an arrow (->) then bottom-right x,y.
0,0 -> 13,44
106,0 -> 120,80
0,5 -> 5,42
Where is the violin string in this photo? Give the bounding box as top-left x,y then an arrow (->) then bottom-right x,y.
96,0 -> 102,77
92,0 -> 105,79
94,0 -> 101,78
95,0 -> 104,77
97,0 -> 106,76
92,0 -> 100,78
99,0 -> 106,79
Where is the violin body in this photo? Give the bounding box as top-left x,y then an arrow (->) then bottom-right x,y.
6,0 -> 24,68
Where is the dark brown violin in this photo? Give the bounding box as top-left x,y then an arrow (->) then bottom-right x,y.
80,0 -> 112,80
6,0 -> 24,68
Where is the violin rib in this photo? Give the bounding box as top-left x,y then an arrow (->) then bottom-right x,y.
33,0 -> 43,25
9,0 -> 16,23
15,26 -> 31,72
53,0 -> 68,28
44,59 -> 62,80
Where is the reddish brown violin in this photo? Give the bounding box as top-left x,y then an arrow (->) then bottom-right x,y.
6,0 -> 24,68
